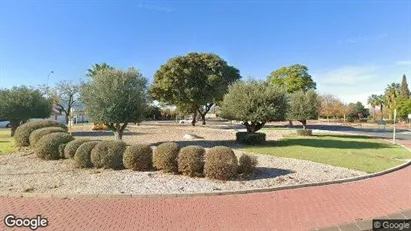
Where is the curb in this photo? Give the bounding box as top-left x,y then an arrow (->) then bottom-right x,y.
1,132 -> 411,200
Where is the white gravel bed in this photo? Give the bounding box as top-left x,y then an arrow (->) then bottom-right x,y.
0,151 -> 366,195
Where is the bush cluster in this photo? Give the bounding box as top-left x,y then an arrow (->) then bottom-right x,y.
29,127 -> 66,148
91,140 -> 127,169
64,139 -> 91,159
178,145 -> 205,177
153,142 -> 180,173
74,141 -> 99,168
14,120 -> 68,147
236,132 -> 266,145
237,154 -> 258,174
123,144 -> 153,171
35,132 -> 74,160
296,129 -> 313,136
204,146 -> 238,180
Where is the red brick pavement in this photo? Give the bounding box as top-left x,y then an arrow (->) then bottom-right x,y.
1,141 -> 411,231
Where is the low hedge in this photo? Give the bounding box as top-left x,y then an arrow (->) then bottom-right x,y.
237,154 -> 258,174
204,146 -> 238,180
29,127 -> 66,148
178,145 -> 205,177
296,129 -> 313,136
153,142 -> 180,173
90,140 -> 127,169
35,132 -> 74,160
123,144 -> 153,171
64,139 -> 91,159
236,132 -> 266,145
74,141 -> 100,168
14,120 -> 68,147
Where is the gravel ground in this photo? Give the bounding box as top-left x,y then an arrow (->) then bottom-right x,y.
0,125 -> 366,195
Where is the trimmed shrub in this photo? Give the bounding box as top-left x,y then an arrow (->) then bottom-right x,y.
123,144 -> 153,171
64,139 -> 90,159
29,127 -> 66,148
237,154 -> 258,174
204,146 -> 238,180
153,142 -> 180,173
178,145 -> 205,177
58,143 -> 67,159
35,132 -> 74,160
296,129 -> 312,136
90,140 -> 127,169
236,132 -> 266,145
74,141 -> 99,168
15,120 -> 68,147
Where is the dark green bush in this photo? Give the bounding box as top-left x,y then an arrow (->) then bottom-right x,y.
14,120 -> 68,147
178,145 -> 205,177
153,142 -> 180,173
90,140 -> 127,169
35,132 -> 74,160
58,143 -> 67,159
123,144 -> 153,171
237,154 -> 258,174
236,132 -> 266,145
29,127 -> 66,148
204,146 -> 238,180
296,129 -> 312,136
74,141 -> 99,168
64,139 -> 90,159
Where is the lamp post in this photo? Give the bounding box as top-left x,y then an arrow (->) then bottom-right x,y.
46,71 -> 54,90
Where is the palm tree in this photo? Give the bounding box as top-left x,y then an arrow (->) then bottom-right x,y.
367,94 -> 378,120
375,94 -> 385,120
86,63 -> 114,77
384,83 -> 400,120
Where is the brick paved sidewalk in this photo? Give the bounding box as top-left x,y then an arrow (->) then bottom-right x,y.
1,141 -> 410,231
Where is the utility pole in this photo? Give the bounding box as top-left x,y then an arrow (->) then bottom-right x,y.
393,109 -> 397,144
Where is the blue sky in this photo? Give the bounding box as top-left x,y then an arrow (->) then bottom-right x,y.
0,0 -> 410,106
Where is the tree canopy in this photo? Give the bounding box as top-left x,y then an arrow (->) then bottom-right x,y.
400,74 -> 410,98
81,67 -> 148,139
86,63 -> 114,77
149,52 -> 241,126
47,80 -> 80,124
220,80 -> 288,133
0,86 -> 52,136
267,64 -> 316,93
287,90 -> 320,129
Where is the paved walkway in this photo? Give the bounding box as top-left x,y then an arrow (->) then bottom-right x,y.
1,141 -> 411,231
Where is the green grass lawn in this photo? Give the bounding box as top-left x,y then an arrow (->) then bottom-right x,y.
242,134 -> 411,173
0,129 -> 16,155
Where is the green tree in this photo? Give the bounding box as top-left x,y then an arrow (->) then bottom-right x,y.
375,94 -> 385,120
220,80 -> 288,133
384,83 -> 400,120
86,63 -> 114,77
0,86 -> 52,136
400,74 -> 410,98
81,67 -> 148,140
46,81 -> 80,124
149,52 -> 241,126
396,96 -> 411,120
145,105 -> 162,120
287,90 -> 320,129
267,64 -> 316,93
367,94 -> 379,120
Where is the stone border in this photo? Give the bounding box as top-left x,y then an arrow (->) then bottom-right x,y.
1,132 -> 410,200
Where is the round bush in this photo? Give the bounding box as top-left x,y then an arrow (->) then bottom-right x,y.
58,143 -> 67,159
236,132 -> 266,145
35,132 -> 74,160
14,120 -> 68,147
237,154 -> 258,174
29,127 -> 66,148
64,139 -> 91,159
178,145 -> 205,177
74,141 -> 99,168
153,142 -> 180,173
90,140 -> 127,169
296,129 -> 313,136
123,144 -> 153,171
204,146 -> 238,180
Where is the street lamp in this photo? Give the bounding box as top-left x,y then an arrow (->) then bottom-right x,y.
46,71 -> 54,89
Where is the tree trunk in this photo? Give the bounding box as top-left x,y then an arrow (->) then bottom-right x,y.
114,131 -> 123,140
244,121 -> 265,133
200,113 -> 206,125
298,120 -> 307,129
191,111 -> 197,126
9,120 -> 20,137
380,104 -> 384,120
197,103 -> 213,126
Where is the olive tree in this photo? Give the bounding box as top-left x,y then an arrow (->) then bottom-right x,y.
150,52 -> 241,126
221,80 -> 288,133
80,67 -> 147,140
287,90 -> 320,129
0,86 -> 52,136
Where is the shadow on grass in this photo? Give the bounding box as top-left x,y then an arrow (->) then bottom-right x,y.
234,167 -> 294,181
151,140 -> 240,148
72,131 -> 142,137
